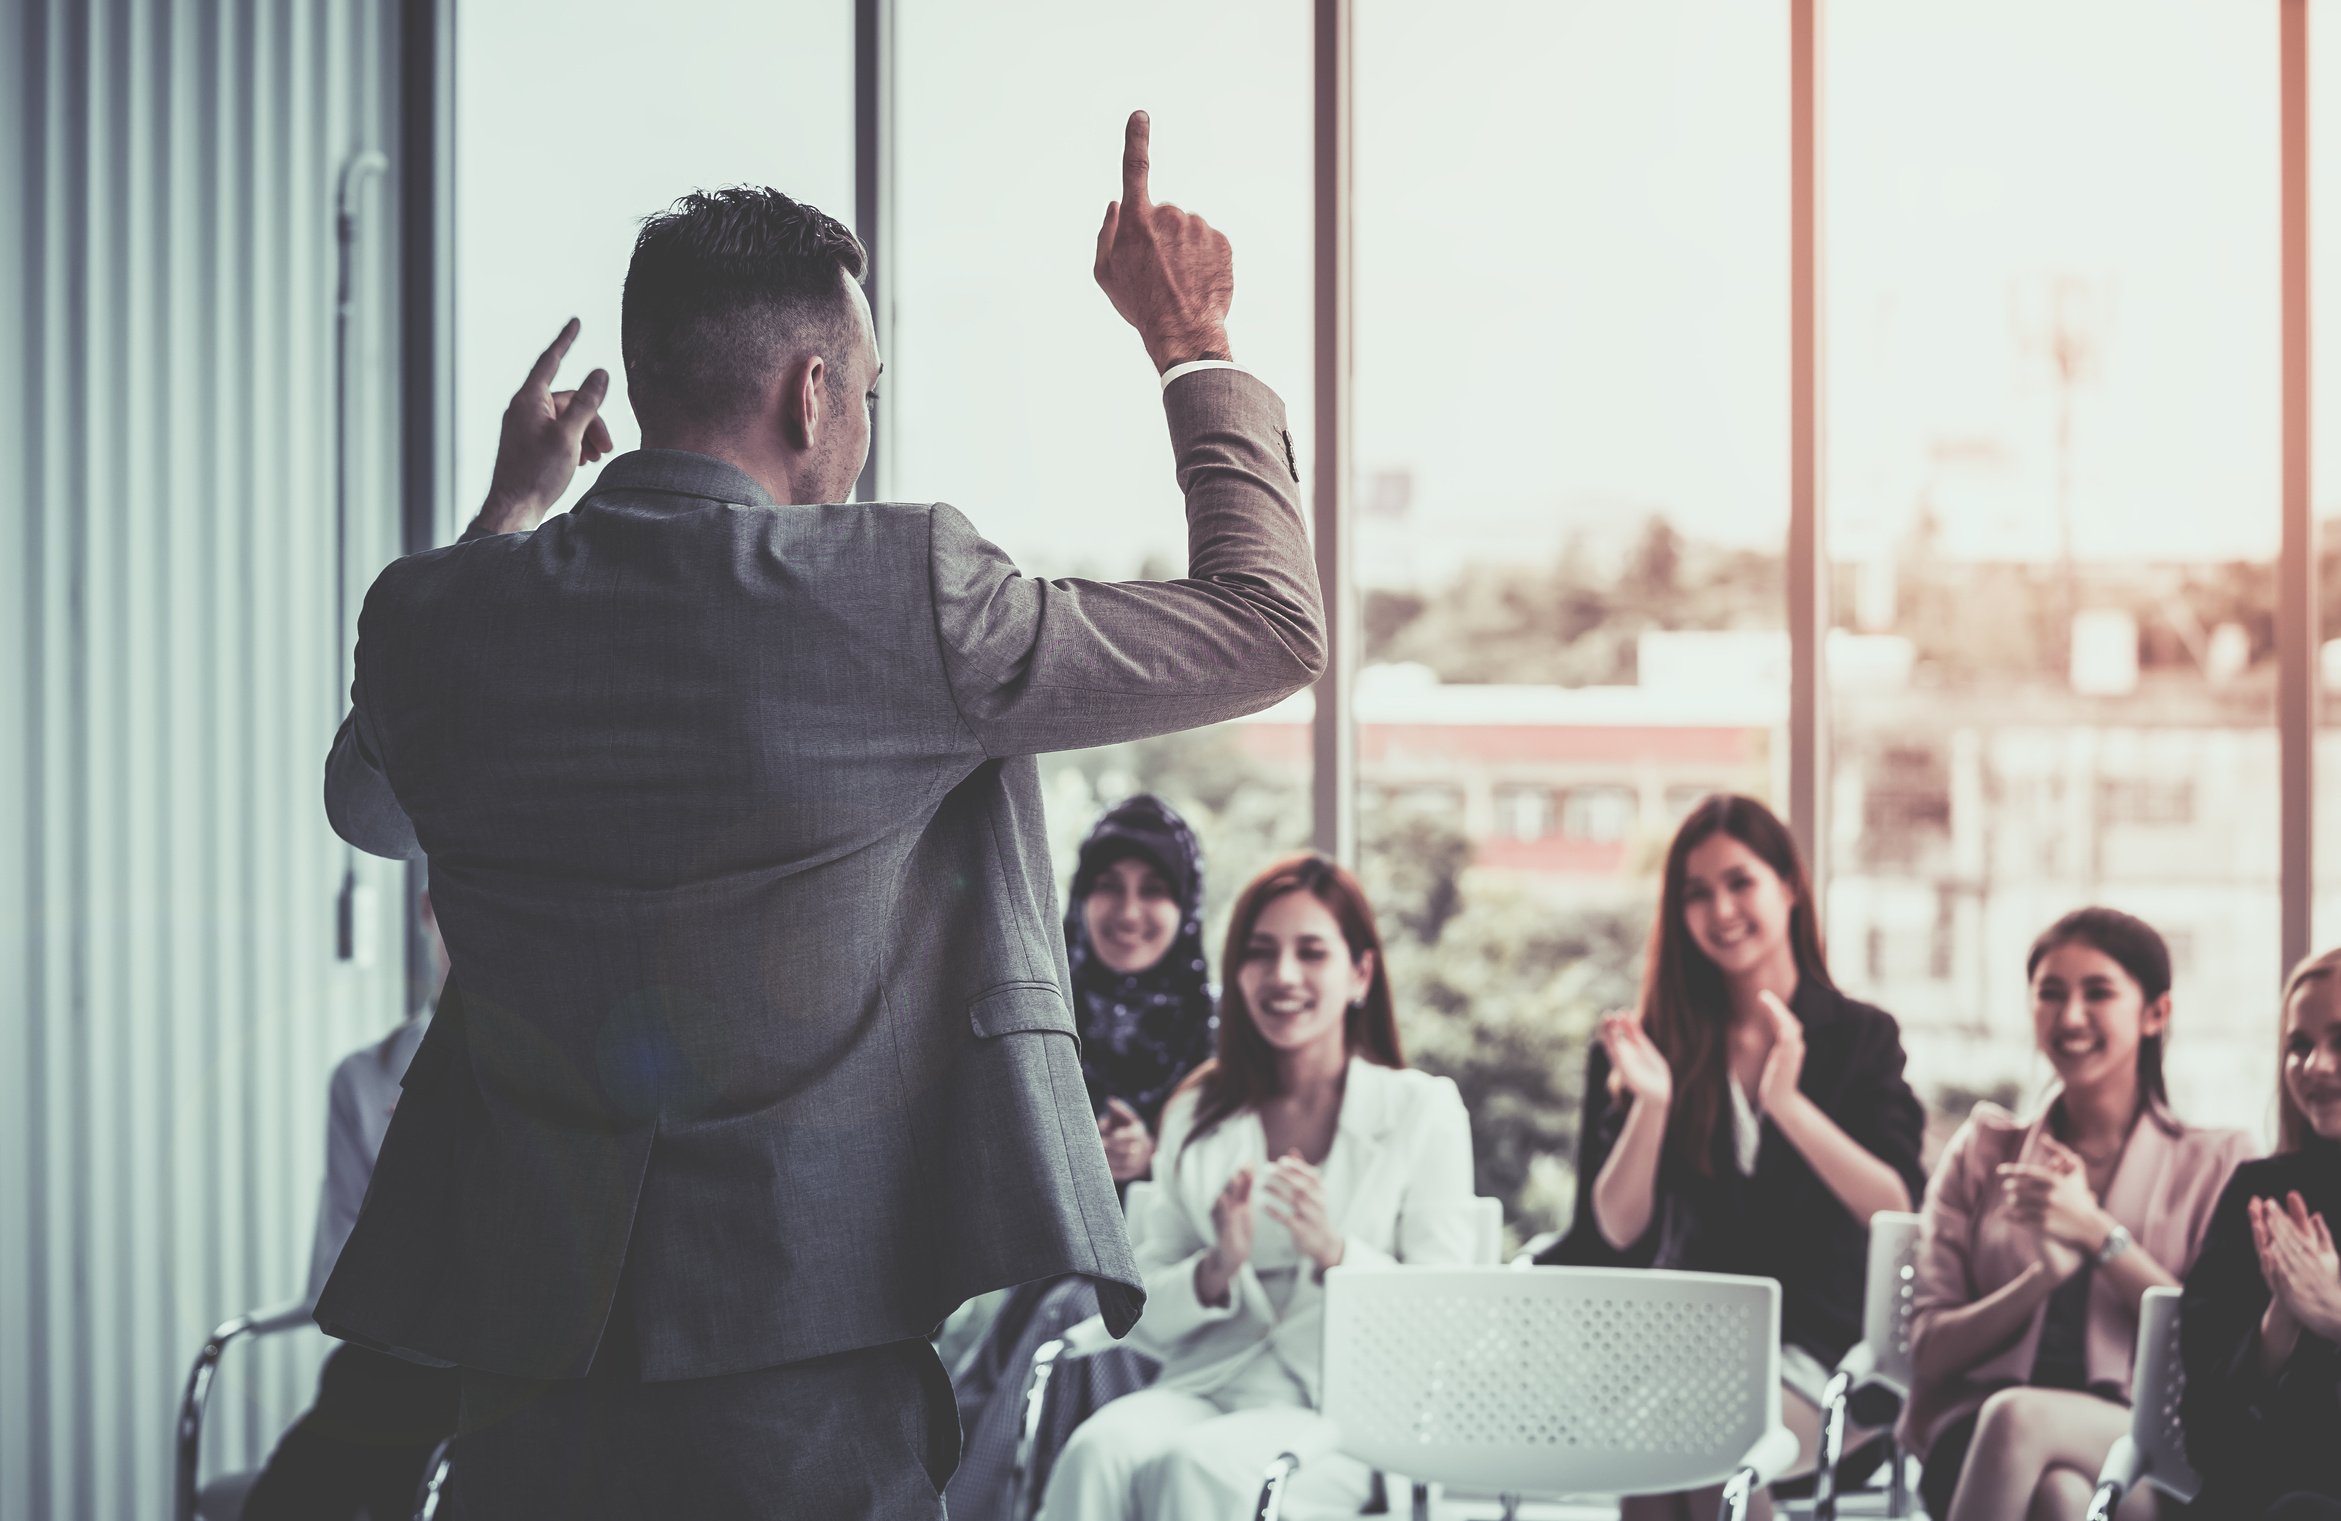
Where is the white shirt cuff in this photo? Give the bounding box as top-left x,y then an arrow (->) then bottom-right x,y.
1160,359 -> 1246,390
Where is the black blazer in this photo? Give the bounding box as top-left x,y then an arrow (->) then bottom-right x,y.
1539,977 -> 1927,1364
2180,1143 -> 2341,1513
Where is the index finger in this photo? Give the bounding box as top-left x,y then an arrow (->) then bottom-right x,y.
1121,110 -> 1151,207
526,317 -> 582,395
1103,1096 -> 1143,1127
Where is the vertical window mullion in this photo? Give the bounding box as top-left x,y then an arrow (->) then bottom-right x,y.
2281,0 -> 2314,976
1312,0 -> 1355,865
1790,0 -> 1828,898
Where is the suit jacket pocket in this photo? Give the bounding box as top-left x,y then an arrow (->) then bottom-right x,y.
968,981 -> 1077,1039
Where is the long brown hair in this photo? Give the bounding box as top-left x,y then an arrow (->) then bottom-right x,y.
1179,854 -> 1404,1145
2277,946 -> 2341,1152
1642,794 -> 1834,1176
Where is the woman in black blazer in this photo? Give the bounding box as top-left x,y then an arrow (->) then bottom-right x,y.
1539,795 -> 1927,1521
2182,947 -> 2341,1519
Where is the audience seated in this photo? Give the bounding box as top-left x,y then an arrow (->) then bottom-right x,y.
946,796 -> 1215,1521
1037,854 -> 1477,1521
1538,793 -> 1925,1521
1902,907 -> 2247,1521
243,894 -> 460,1521
2182,945 -> 2341,1519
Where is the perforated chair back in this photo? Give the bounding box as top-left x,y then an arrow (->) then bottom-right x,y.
1861,1211 -> 1924,1396
2129,1287 -> 2200,1502
1320,1265 -> 1784,1496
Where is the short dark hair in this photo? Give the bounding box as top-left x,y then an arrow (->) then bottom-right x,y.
621,187 -> 868,434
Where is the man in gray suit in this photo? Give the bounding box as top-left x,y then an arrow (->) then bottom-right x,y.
319,113 -> 1323,1518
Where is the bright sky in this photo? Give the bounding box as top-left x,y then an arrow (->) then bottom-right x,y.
458,0 -> 2335,586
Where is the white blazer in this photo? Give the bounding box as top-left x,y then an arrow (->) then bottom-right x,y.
1126,1057 -> 1478,1402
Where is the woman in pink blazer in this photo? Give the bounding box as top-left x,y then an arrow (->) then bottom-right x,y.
1903,907 -> 2251,1521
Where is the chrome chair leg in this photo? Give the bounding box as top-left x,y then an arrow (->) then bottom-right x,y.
1254,1450 -> 1303,1521
1813,1368 -> 1853,1521
1008,1337 -> 1065,1521
413,1437 -> 454,1521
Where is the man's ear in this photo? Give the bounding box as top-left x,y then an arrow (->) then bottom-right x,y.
780,355 -> 825,451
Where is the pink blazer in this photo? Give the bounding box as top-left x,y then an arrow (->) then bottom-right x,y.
1899,1094 -> 2251,1458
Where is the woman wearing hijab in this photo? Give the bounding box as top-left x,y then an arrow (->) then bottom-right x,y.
944,795 -> 1218,1521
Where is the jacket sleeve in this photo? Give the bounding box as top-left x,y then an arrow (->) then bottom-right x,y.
1908,1114 -> 1988,1371
1835,1005 -> 1930,1209
324,672 -> 420,861
1343,1076 -> 1480,1270
926,369 -> 1327,758
325,622 -> 421,861
1538,1040 -> 1657,1267
2181,1168 -> 2296,1484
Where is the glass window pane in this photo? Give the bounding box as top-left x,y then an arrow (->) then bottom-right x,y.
455,2 -> 856,517
1355,0 -> 1790,1238
1826,0 -> 2279,1142
894,0 -> 1313,934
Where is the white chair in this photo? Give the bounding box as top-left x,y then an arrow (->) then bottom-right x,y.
1812,1210 -> 1925,1519
1258,1266 -> 1801,1521
1014,1193 -> 1508,1520
2084,1286 -> 2197,1521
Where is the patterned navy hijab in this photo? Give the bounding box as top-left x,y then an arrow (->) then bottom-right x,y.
1064,795 -> 1217,1131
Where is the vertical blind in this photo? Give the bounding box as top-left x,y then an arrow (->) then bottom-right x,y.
1,2 -> 413,1517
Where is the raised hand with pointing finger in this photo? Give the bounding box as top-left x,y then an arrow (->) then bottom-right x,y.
1093,110 -> 1236,373
471,316 -> 615,538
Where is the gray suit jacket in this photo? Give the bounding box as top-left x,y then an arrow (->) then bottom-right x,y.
317,370 -> 1322,1381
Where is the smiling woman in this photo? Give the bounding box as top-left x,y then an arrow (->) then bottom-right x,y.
1902,907 -> 2253,1521
2181,950 -> 2341,1515
1036,853 -> 1477,1521
1543,793 -> 1927,1521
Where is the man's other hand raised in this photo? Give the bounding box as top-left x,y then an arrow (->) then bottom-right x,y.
471,317 -> 616,538
1093,110 -> 1236,374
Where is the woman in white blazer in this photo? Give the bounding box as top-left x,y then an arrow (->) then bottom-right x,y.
1038,853 -> 1479,1521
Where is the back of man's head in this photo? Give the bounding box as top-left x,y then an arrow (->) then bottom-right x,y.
621,187 -> 868,441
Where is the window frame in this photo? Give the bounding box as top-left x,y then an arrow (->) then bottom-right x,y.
856,0 -> 2320,983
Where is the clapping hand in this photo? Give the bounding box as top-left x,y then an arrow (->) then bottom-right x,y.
1260,1153 -> 1347,1276
1597,1007 -> 1673,1108
1997,1139 -> 2096,1282
1754,989 -> 1807,1113
1092,111 -> 1235,372
1098,1097 -> 1155,1183
2254,1191 -> 2341,1345
476,318 -> 614,535
1191,1164 -> 1257,1307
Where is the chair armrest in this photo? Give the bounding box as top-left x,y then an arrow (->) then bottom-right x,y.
1058,1314 -> 1115,1359
1251,1423 -> 1345,1521
1832,1341 -> 1879,1386
2084,1434 -> 2143,1521
1510,1229 -> 1567,1268
1716,1424 -> 1803,1521
1738,1423 -> 1804,1490
176,1300 -> 316,1521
